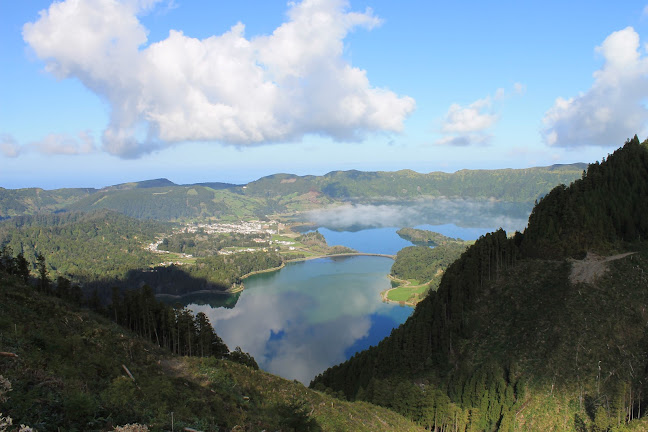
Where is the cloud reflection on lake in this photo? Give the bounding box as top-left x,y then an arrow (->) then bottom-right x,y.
187,256 -> 410,384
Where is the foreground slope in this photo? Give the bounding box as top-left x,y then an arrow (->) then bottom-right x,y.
0,275 -> 423,432
312,137 -> 648,431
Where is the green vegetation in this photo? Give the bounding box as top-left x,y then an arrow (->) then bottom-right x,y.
312,137 -> 648,431
385,283 -> 427,303
0,187 -> 95,219
396,227 -> 463,245
391,243 -> 470,283
0,265 -> 423,431
66,185 -> 267,221
243,164 -> 585,203
385,239 -> 470,305
522,136 -> 648,258
0,210 -> 167,283
97,251 -> 285,301
295,230 -> 356,256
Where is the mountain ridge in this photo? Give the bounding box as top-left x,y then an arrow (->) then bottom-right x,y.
0,163 -> 586,221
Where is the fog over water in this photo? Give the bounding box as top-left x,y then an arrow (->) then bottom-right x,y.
305,198 -> 531,233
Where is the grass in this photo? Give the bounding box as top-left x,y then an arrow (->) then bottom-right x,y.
386,283 -> 429,303
271,234 -> 299,242
191,358 -> 425,432
384,273 -> 440,305
386,288 -> 414,302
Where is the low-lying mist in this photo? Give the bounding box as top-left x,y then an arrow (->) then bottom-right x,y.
304,198 -> 532,233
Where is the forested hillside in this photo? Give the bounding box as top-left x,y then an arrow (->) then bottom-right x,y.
242,164 -> 585,202
0,187 -> 95,218
66,185 -> 269,221
390,243 -> 469,284
0,210 -> 292,302
0,210 -> 166,282
126,251 -> 284,296
311,136 -> 648,431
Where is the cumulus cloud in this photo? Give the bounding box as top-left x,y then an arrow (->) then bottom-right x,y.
542,27 -> 648,147
440,97 -> 497,134
23,0 -> 415,158
436,95 -> 497,146
435,84 -> 525,147
0,135 -> 21,158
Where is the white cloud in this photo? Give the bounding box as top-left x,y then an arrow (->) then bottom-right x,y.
435,84 -> 525,147
23,0 -> 415,158
29,132 -> 97,155
0,132 -> 97,157
440,97 -> 497,134
0,135 -> 21,158
542,27 -> 648,148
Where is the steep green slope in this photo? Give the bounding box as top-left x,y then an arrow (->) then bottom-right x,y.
0,275 -> 424,432
522,139 -> 648,258
311,137 -> 648,431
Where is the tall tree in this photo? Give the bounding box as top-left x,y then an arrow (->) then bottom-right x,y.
36,253 -> 50,293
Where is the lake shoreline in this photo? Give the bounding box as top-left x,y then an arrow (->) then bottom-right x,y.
155,253 -> 397,301
240,252 -> 396,282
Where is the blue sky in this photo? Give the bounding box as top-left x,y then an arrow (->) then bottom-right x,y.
2,0 -> 648,189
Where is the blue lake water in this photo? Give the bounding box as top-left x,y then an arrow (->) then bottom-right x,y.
186,255 -> 409,384
182,223 -> 497,384
318,223 -> 493,255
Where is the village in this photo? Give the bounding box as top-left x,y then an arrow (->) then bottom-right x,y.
145,220 -> 297,265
